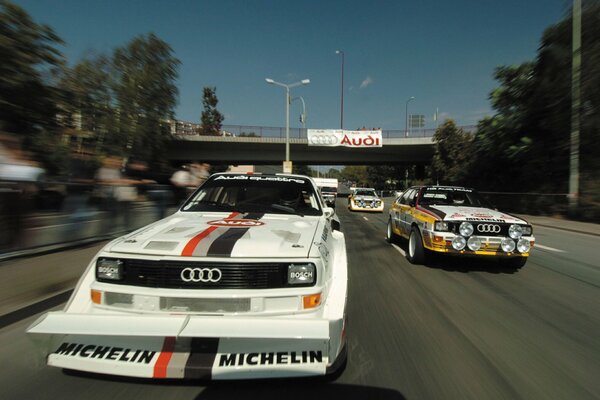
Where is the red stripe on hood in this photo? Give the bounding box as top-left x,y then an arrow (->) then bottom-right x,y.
181,212 -> 240,256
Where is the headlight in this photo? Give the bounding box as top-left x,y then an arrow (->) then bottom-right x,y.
508,224 -> 523,239
501,238 -> 516,253
452,236 -> 466,250
467,236 -> 482,251
288,263 -> 316,285
517,238 -> 531,253
459,222 -> 474,237
434,221 -> 450,232
522,225 -> 533,236
96,258 -> 123,281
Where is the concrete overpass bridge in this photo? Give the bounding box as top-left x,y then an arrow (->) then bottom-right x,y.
166,125 -> 476,165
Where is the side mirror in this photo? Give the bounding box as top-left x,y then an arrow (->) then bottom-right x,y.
323,207 -> 335,218
409,199 -> 416,207
331,219 -> 341,231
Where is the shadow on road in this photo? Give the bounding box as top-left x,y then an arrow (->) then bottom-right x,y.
421,253 -> 521,274
63,370 -> 406,400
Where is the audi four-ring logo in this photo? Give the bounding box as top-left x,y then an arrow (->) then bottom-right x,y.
310,135 -> 339,145
180,268 -> 222,282
477,224 -> 501,233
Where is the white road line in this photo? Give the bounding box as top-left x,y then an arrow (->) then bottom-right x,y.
363,216 -> 369,221
535,244 -> 566,253
391,243 -> 406,257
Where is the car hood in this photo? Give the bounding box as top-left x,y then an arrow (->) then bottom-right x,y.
423,205 -> 528,224
107,212 -> 321,258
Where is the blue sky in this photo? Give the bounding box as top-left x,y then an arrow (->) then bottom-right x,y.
17,0 -> 568,130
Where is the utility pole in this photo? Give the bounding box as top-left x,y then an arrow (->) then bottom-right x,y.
569,0 -> 581,215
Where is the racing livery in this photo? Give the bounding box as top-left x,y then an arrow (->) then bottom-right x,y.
348,188 -> 384,212
387,186 -> 535,267
27,173 -> 348,379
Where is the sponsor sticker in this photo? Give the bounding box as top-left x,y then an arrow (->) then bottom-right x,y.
217,350 -> 323,367
53,342 -> 157,364
214,175 -> 305,184
207,219 -> 265,228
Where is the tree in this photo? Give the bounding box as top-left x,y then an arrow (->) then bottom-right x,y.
341,166 -> 369,186
200,87 -> 224,136
430,119 -> 473,186
0,0 -> 64,136
57,54 -> 115,142
111,33 -> 180,164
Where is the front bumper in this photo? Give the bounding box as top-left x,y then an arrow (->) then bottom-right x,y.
348,201 -> 384,212
422,231 -> 535,257
27,312 -> 345,380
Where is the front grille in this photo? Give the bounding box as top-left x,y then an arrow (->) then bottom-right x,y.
450,222 -> 508,237
97,260 -> 313,289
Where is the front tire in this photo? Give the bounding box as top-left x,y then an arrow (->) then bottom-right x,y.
406,226 -> 426,264
386,218 -> 398,244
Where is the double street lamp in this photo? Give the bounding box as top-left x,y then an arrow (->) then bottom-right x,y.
265,78 -> 310,169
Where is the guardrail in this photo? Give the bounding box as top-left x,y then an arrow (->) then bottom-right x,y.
0,182 -> 177,257
176,124 -> 478,139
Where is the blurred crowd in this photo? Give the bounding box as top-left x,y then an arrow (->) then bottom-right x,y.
0,133 -> 212,252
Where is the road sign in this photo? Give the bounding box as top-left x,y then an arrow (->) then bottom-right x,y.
409,114 -> 425,128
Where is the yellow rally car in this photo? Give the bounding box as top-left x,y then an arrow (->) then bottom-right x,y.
386,186 -> 535,268
347,188 -> 384,212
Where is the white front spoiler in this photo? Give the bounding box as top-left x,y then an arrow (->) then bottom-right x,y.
27,312 -> 342,380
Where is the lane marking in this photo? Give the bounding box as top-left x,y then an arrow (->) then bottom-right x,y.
535,244 -> 566,253
391,243 -> 406,257
363,216 -> 369,221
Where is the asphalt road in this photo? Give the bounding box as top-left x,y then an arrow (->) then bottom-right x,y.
1,198 -> 599,400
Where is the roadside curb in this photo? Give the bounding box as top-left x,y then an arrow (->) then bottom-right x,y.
0,235 -> 116,263
0,289 -> 73,329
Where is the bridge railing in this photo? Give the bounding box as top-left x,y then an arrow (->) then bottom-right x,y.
200,125 -> 479,139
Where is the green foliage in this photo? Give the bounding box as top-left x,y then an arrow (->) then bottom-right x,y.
111,33 -> 180,164
340,166 -> 369,186
200,87 -> 224,135
430,120 -> 473,186
0,0 -> 64,135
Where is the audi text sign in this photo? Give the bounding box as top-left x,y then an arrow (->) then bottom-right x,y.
307,129 -> 383,148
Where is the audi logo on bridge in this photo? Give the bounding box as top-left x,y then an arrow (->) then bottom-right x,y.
309,135 -> 339,145
180,268 -> 222,282
476,224 -> 501,233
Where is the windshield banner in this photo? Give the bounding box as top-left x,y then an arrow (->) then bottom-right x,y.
307,129 -> 382,148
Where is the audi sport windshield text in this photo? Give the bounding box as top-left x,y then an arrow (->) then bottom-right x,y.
182,175 -> 322,216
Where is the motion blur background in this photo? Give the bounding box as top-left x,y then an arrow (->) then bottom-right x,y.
1,0 -> 599,256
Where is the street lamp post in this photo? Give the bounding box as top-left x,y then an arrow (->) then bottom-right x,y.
405,96 -> 415,137
335,50 -> 344,129
265,78 -> 310,170
292,96 -> 307,129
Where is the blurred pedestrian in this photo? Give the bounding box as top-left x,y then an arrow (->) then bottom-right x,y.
95,156 -> 139,233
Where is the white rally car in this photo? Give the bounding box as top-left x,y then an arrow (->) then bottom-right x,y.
348,188 -> 384,212
27,173 -> 348,380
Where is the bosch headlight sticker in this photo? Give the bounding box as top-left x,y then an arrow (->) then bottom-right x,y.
288,264 -> 316,285
96,258 -> 123,281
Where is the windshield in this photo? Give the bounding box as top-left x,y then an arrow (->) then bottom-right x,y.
320,187 -> 337,193
181,175 -> 322,216
418,187 -> 487,207
355,189 -> 377,197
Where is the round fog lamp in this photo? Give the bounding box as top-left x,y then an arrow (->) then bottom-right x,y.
459,222 -> 474,237
508,224 -> 523,239
517,238 -> 531,253
467,236 -> 482,251
501,237 -> 516,253
452,236 -> 467,251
